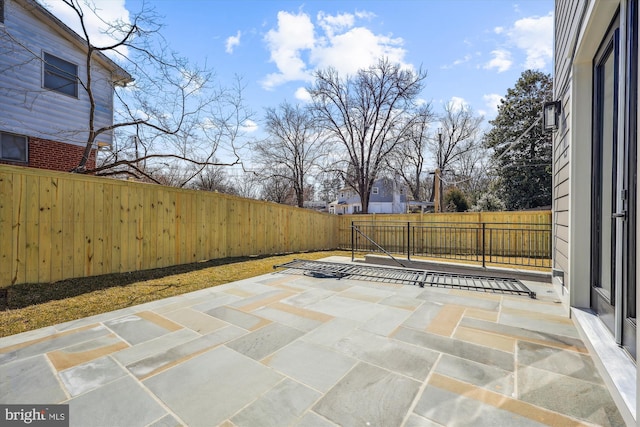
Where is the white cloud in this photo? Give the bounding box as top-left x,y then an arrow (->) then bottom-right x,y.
441,54 -> 472,69
484,49 -> 512,73
448,96 -> 469,112
41,0 -> 131,57
242,119 -> 259,133
294,87 -> 312,102
132,109 -> 150,121
355,10 -> 376,20
312,27 -> 407,76
506,12 -> 553,69
483,93 -> 503,116
262,11 -> 316,90
317,11 -> 354,37
262,9 -> 410,89
226,31 -> 241,54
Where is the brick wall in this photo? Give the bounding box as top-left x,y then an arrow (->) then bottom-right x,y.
0,137 -> 96,172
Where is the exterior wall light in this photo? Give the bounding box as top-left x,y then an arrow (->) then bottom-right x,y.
543,100 -> 561,131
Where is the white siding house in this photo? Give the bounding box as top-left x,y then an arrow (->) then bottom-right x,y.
552,0 -> 638,423
0,0 -> 131,171
329,177 -> 407,214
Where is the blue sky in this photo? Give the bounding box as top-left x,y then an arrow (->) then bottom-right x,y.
44,0 -> 553,128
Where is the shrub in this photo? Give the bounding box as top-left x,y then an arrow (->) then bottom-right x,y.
444,188 -> 470,212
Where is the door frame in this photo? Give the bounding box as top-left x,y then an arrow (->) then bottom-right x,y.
590,6 -> 637,359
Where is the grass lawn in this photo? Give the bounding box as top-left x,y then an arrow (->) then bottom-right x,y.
0,250 -> 351,338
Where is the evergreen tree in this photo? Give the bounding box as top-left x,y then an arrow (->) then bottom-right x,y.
484,70 -> 553,210
444,188 -> 470,212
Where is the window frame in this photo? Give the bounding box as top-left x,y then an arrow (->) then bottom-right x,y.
372,187 -> 379,195
0,131 -> 28,163
43,52 -> 78,97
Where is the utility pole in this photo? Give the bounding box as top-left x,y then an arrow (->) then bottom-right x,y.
434,167 -> 441,213
435,130 -> 443,212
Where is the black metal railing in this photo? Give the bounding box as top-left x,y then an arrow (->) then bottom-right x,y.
350,221 -> 552,269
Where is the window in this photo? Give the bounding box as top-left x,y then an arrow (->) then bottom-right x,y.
43,52 -> 78,97
372,187 -> 379,195
0,132 -> 27,162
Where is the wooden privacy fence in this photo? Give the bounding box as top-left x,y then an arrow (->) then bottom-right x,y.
0,165 -> 339,286
0,165 -> 553,286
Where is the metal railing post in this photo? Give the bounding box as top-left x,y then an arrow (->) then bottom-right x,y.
407,222 -> 411,261
351,221 -> 355,261
481,222 -> 486,268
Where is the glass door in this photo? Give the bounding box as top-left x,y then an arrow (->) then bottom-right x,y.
592,7 -> 637,359
591,18 -> 620,338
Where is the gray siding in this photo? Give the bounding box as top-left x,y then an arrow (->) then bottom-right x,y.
552,0 -> 586,287
0,0 -> 115,146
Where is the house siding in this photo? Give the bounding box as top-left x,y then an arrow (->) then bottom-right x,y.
552,0 -> 583,298
0,0 -> 115,148
552,0 -> 623,308
332,178 -> 407,214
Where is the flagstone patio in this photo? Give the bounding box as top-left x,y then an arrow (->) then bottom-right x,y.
0,257 -> 627,426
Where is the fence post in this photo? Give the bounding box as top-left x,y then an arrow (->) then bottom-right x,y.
351,221 -> 355,261
481,222 -> 486,268
407,222 -> 411,261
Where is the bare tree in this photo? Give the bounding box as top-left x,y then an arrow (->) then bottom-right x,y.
449,146 -> 491,204
308,58 -> 426,214
316,171 -> 343,204
98,73 -> 253,186
430,100 -> 483,173
1,0 -> 252,181
260,171 -> 295,204
255,102 -> 327,207
228,171 -> 261,200
386,105 -> 435,201
428,100 -> 483,207
190,164 -> 238,194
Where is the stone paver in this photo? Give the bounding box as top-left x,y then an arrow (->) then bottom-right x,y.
263,340 -> 356,392
314,362 -> 421,426
144,345 -> 282,427
0,257 -> 627,426
0,355 -> 67,403
230,378 -> 320,427
67,376 -> 167,427
226,322 -> 304,361
59,356 -> 127,397
332,329 -> 439,380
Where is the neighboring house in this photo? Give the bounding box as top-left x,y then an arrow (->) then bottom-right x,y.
303,200 -> 328,212
0,0 -> 132,172
552,1 -> 638,424
329,177 -> 407,214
